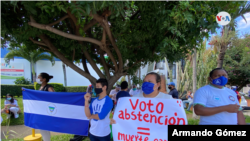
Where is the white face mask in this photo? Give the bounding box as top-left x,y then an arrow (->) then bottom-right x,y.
36,79 -> 42,84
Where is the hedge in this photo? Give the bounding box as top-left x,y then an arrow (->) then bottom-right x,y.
65,86 -> 88,92
64,86 -> 116,92
34,82 -> 65,92
1,84 -> 117,98
1,85 -> 34,97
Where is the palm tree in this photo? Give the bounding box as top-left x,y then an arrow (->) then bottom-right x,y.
4,44 -> 55,82
225,1 -> 250,31
211,2 -> 250,68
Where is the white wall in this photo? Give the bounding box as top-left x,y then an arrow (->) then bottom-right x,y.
1,58 -> 103,86
64,63 -> 101,86
1,58 -> 31,84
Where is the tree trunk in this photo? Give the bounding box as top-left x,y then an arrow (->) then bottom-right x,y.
192,48 -> 198,119
127,75 -> 131,87
62,63 -> 67,86
139,67 -> 141,81
217,45 -> 227,68
107,74 -> 124,95
31,61 -> 36,82
164,57 -> 173,82
176,61 -> 181,91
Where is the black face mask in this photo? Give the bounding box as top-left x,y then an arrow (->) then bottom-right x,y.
168,86 -> 172,90
95,88 -> 103,95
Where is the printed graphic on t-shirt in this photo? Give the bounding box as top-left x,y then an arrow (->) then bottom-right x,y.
229,95 -> 235,102
91,99 -> 105,121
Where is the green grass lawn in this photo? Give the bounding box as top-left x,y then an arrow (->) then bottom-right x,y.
1,97 -> 24,126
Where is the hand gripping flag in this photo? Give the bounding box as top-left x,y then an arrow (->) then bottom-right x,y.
22,88 -> 89,136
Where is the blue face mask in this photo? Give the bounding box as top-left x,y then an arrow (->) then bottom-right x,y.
7,98 -> 11,101
211,76 -> 228,86
232,88 -> 236,91
142,82 -> 155,94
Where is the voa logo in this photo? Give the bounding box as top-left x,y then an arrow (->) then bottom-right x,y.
216,11 -> 231,26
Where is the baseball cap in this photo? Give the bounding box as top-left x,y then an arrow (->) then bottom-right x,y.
167,82 -> 175,86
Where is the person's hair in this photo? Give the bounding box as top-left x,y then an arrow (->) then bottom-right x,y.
96,78 -> 108,90
121,81 -> 128,90
39,72 -> 53,82
145,72 -> 161,90
209,68 -> 228,78
6,94 -> 14,103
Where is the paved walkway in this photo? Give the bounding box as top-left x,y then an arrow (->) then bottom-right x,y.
1,125 -> 65,139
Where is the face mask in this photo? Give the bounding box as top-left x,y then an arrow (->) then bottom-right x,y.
36,79 -> 42,84
142,82 -> 155,95
168,86 -> 172,89
133,88 -> 136,91
211,76 -> 228,86
232,88 -> 236,91
95,88 -> 103,95
7,98 -> 11,101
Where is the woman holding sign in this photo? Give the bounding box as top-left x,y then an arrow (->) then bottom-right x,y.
111,72 -> 173,124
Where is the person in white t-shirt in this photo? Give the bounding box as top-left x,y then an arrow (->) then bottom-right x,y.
84,78 -> 113,140
1,94 -> 20,119
110,72 -> 173,124
129,84 -> 142,96
183,90 -> 193,111
193,68 -> 246,125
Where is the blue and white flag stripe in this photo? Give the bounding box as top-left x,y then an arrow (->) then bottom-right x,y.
22,88 -> 89,136
23,89 -> 86,106
23,100 -> 89,120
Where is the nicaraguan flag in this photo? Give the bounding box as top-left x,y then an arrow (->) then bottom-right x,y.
22,88 -> 89,136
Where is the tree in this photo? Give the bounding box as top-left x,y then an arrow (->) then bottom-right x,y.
209,27 -> 238,68
192,48 -> 197,119
4,43 -> 55,82
224,34 -> 250,91
210,1 -> 250,68
62,63 -> 67,86
2,1 -> 243,93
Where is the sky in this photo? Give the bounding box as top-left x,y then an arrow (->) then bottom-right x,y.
206,13 -> 250,48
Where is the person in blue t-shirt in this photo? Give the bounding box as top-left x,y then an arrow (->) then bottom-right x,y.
84,78 -> 113,141
116,81 -> 131,102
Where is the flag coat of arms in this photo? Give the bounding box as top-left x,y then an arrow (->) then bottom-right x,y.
22,88 -> 89,136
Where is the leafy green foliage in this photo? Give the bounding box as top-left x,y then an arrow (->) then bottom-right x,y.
1,85 -> 34,97
224,34 -> 250,90
34,82 -> 65,92
131,75 -> 143,86
1,1 -> 244,89
65,86 -> 88,92
14,77 -> 31,85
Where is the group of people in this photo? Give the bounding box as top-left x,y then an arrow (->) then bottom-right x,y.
1,68 -> 247,141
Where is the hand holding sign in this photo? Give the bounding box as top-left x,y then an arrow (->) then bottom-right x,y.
112,97 -> 187,141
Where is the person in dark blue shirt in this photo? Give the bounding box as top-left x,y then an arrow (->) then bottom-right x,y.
116,81 -> 131,102
167,82 -> 179,99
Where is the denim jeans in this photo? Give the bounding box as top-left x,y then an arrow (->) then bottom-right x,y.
183,100 -> 193,111
89,133 -> 110,141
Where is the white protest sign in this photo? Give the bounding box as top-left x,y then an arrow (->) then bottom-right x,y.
112,97 -> 187,141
